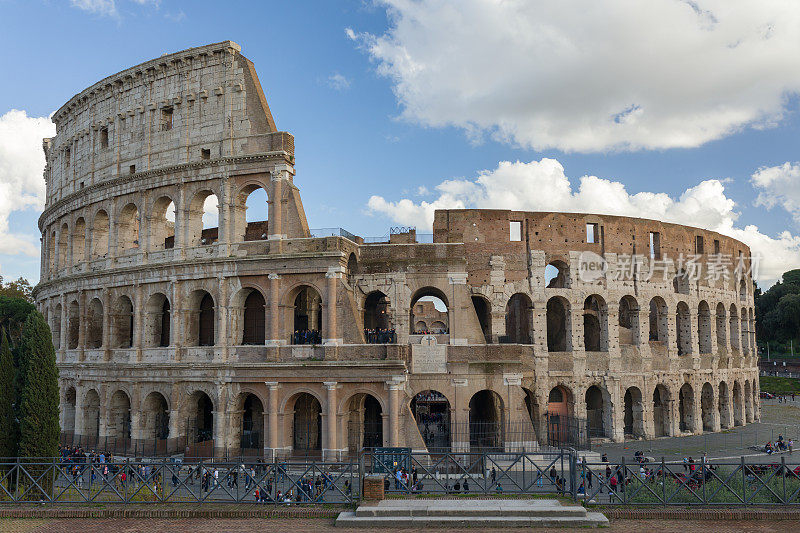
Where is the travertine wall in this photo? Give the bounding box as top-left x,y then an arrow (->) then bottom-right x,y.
34,42 -> 759,459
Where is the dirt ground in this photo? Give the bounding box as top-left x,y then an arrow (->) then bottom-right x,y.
0,518 -> 796,533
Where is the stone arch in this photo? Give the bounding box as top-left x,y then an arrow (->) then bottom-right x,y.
739,278 -> 747,301
583,295 -> 608,351
649,296 -> 668,342
585,384 -> 610,439
505,293 -> 533,344
149,195 -> 176,251
108,389 -> 131,440
410,287 -> 449,335
673,268 -> 690,294
618,295 -> 640,345
732,380 -> 744,426
410,390 -> 452,451
287,284 -> 323,342
230,287 -> 266,345
185,390 -> 214,444
545,259 -> 570,288
701,382 -> 715,432
73,217 -> 86,263
82,389 -> 101,440
187,290 -> 215,346
58,222 -> 69,270
546,296 -> 571,352
697,301 -> 712,354
345,392 -> 384,451
469,389 -> 504,450
678,383 -> 695,432
744,380 -> 753,423
111,295 -> 134,348
364,290 -> 392,333
729,304 -> 740,351
288,392 -> 322,453
676,301 -> 692,355
142,391 -> 170,440
187,189 -> 220,246
546,384 -> 574,445
117,202 -> 140,253
91,209 -> 110,258
234,183 -> 269,242
624,386 -> 645,439
239,393 -> 264,452
652,384 -> 670,437
67,299 -> 79,349
718,380 -> 731,429
715,302 -> 727,349
86,297 -> 104,349
144,292 -> 171,347
63,386 -> 76,435
471,295 -> 492,342
53,303 -> 62,349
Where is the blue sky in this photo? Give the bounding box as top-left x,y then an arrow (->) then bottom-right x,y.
1,0 -> 800,286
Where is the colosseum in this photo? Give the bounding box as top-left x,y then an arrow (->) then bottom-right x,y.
33,41 -> 760,459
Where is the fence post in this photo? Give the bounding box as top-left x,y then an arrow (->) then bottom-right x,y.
701,457 -> 706,504
358,451 -> 364,503
14,456 -> 20,502
782,456 -> 787,503
662,457 -> 666,507
570,451 -> 577,501
51,457 -> 57,502
741,456 -> 746,505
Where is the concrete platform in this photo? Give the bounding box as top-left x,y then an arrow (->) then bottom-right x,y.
335,499 -> 609,528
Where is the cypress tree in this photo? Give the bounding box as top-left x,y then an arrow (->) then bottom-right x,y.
17,312 -> 60,459
0,328 -> 15,458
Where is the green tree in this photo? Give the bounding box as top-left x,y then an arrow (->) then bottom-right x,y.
0,276 -> 33,303
17,312 -> 59,459
0,328 -> 16,458
0,295 -> 35,345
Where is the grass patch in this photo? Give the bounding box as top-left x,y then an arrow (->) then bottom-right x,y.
759,376 -> 800,395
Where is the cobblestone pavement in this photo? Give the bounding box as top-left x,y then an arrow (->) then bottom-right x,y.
593,399 -> 800,463
0,518 -> 795,533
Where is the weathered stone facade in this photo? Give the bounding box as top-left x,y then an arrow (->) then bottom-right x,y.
34,42 -> 760,459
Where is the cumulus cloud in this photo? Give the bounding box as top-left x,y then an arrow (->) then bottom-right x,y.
70,0 -> 118,17
752,162 -> 800,223
0,110 -> 55,258
351,0 -> 800,152
367,158 -> 800,285
326,73 -> 351,91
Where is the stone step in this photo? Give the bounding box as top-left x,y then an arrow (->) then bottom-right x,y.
336,512 -> 609,528
355,500 -> 587,518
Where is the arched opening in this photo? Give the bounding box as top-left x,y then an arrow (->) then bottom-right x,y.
63,387 -> 76,435
364,291 -> 394,343
649,297 -> 668,342
73,217 -> 85,263
292,393 -> 322,453
701,382 -> 715,432
292,286 -> 322,344
546,385 -> 574,446
53,304 -> 62,349
144,293 -> 170,347
679,383 -> 695,432
748,309 -> 756,355
108,390 -> 131,441
83,389 -> 100,442
732,380 -> 744,426
411,390 -> 451,451
150,196 -> 176,250
187,291 -> 214,346
718,381 -> 731,429
744,380 -> 753,423
187,392 -> 214,444
469,390 -> 504,451
142,392 -> 169,440
91,210 -> 109,258
67,300 -> 79,349
546,297 -> 570,351
673,268 -> 690,294
715,303 -> 727,349
237,185 -> 269,242
346,393 -> 383,452
740,306 -> 749,354
187,191 -> 219,246
618,296 -> 640,345
545,260 -> 569,288
347,253 -> 358,278
583,295 -> 607,351
739,278 -> 747,301
242,290 -> 266,345
676,301 -> 692,355
652,385 -> 669,437
118,203 -> 140,253
241,394 -> 264,452
410,288 -> 449,334
86,298 -> 104,349
585,385 -> 607,438
472,295 -> 492,343
111,295 -> 134,348
58,223 -> 69,270
624,387 -> 644,439
697,301 -> 712,354
729,305 -> 740,351
47,231 -> 56,274
505,293 -> 532,344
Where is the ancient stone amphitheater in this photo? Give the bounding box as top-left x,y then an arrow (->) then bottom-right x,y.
34,41 -> 760,459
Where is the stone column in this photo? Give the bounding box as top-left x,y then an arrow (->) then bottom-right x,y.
265,382 -> 280,460
169,385 -> 181,453
218,276 -> 228,362
387,380 -> 403,448
59,293 -> 67,358
324,382 -> 339,460
688,308 -> 700,363
102,289 -> 111,359
324,268 -> 342,345
267,274 -> 282,344
174,185 -> 185,258
213,384 -> 228,458
171,279 -> 182,361
218,175 -> 231,255
269,171 -> 284,239
134,283 -> 144,362
451,378 -> 469,452
720,385 -> 733,429
78,290 -> 86,361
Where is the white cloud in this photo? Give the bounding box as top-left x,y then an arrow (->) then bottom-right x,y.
752,162 -> 800,223
327,73 -> 351,91
352,0 -> 800,152
367,158 -> 800,286
0,110 -> 55,258
70,0 -> 117,17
